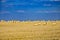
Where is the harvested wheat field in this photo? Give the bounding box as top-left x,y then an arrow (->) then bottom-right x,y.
0,21 -> 60,40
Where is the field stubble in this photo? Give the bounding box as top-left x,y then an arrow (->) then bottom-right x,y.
0,21 -> 60,40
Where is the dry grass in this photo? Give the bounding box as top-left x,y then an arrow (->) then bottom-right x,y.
0,21 -> 60,40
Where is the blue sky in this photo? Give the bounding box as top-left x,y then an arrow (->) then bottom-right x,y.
0,0 -> 60,21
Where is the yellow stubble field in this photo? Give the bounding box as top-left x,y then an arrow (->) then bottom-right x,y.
0,21 -> 60,40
